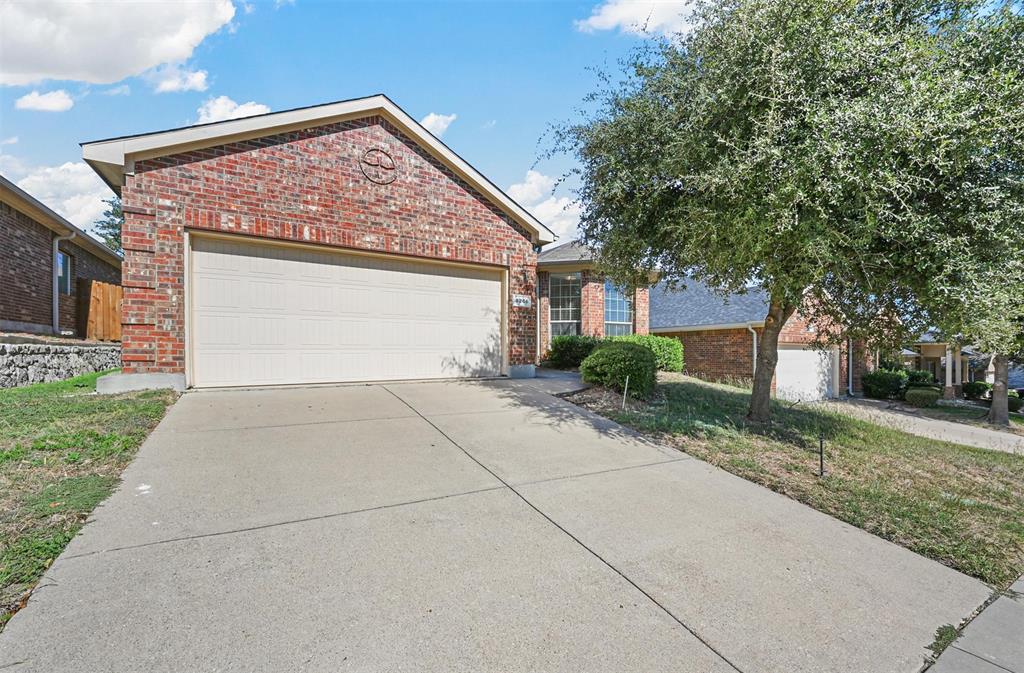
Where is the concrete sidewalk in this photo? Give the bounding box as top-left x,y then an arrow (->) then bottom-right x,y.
0,380 -> 991,672
930,576 -> 1024,673
820,398 -> 1024,454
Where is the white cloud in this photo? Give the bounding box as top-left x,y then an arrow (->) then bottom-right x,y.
15,89 -> 74,112
242,2 -> 256,14
151,63 -> 209,93
0,0 -> 234,85
15,161 -> 111,232
275,0 -> 296,7
196,95 -> 271,123
102,84 -> 131,96
576,0 -> 693,37
507,170 -> 581,242
482,119 -> 497,130
420,112 -> 457,137
1,136 -> 17,145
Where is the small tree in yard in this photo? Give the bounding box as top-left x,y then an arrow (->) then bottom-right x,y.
554,0 -> 1024,422
93,196 -> 123,255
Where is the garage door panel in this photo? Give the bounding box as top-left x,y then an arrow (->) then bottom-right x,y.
776,347 -> 835,402
190,237 -> 503,387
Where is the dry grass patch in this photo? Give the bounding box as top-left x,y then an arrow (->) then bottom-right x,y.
0,371 -> 177,630
567,373 -> 1024,589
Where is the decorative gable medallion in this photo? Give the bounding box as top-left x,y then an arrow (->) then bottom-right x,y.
360,148 -> 397,185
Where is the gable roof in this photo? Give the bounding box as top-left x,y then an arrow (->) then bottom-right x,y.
537,241 -> 595,266
0,174 -> 122,269
80,94 -> 555,245
649,278 -> 768,331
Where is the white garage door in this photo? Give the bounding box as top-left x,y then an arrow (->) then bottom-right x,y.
189,236 -> 503,387
775,346 -> 836,402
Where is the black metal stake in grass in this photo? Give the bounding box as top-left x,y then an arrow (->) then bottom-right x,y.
819,432 -> 825,477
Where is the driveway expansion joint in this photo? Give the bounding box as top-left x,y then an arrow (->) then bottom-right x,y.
59,485 -> 506,561
381,384 -> 745,673
511,456 -> 691,489
154,413 -> 420,435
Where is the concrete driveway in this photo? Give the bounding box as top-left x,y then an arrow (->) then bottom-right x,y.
0,379 -> 989,672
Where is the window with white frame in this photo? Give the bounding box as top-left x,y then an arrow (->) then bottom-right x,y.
57,251 -> 73,295
549,272 -> 581,336
604,279 -> 633,336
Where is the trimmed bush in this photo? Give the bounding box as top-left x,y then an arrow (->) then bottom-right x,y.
546,335 -> 601,369
962,381 -> 992,400
906,369 -> 934,386
610,334 -> 684,372
580,342 -> 657,398
904,387 -> 940,407
862,369 -> 909,399
1010,390 -> 1023,413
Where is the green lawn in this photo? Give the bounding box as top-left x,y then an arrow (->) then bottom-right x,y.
0,371 -> 177,630
568,373 -> 1024,589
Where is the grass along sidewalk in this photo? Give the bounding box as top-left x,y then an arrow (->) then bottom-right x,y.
909,403 -> 1024,437
566,373 -> 1024,589
0,371 -> 177,631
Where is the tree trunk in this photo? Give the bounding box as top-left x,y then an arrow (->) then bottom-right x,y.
988,353 -> 1010,426
747,301 -> 797,423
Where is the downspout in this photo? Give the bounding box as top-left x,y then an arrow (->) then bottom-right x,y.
847,338 -> 854,396
52,231 -> 76,334
746,323 -> 758,377
535,275 -> 541,363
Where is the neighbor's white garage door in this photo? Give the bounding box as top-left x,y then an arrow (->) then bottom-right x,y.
189,236 -> 503,387
775,346 -> 836,402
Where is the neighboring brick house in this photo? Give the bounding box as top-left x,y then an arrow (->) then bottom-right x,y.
536,242 -> 650,358
649,279 -> 873,400
1,175 -> 121,336
82,95 -> 555,389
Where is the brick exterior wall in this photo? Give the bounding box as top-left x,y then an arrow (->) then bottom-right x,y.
119,115 -> 538,375
1,200 -> 120,335
536,268 -> 650,356
661,315 -> 874,394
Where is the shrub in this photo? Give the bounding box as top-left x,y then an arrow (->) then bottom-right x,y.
610,334 -> 684,372
580,341 -> 657,398
1010,390 -> 1023,413
862,369 -> 909,399
546,335 -> 601,369
962,381 -> 992,400
904,387 -> 940,407
906,369 -> 934,386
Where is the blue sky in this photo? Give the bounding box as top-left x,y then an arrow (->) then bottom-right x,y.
0,0 -> 690,243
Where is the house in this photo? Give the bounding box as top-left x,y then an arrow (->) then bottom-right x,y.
901,331 -> 973,398
649,279 -> 873,401
81,94 -> 555,391
0,175 -> 122,337
536,242 -> 649,356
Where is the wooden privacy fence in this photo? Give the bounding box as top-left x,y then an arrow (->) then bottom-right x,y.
77,279 -> 122,341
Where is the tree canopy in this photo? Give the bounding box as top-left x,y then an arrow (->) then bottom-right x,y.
555,0 -> 1024,420
93,196 -> 123,255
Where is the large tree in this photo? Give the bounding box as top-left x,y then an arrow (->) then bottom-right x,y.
556,0 -> 1024,421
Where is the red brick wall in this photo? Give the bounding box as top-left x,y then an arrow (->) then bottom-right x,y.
120,115 -> 537,374
0,201 -> 53,329
1,200 -> 120,335
663,327 -> 759,384
536,268 -> 650,355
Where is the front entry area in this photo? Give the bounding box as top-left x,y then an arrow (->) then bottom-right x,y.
188,235 -> 504,387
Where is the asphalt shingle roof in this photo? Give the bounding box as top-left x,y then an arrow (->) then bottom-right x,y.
537,241 -> 595,265
649,279 -> 769,330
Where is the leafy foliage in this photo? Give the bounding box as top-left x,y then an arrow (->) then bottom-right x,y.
580,341 -> 657,398
609,334 -> 684,372
92,197 -> 123,255
862,369 -> 909,400
904,387 -> 941,408
553,0 -> 1024,420
906,370 -> 934,386
545,335 -> 602,369
963,381 -> 992,400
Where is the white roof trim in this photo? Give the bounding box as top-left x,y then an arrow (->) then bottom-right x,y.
81,94 -> 555,244
651,321 -> 764,333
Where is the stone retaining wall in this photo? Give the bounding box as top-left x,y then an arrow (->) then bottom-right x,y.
0,342 -> 121,388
